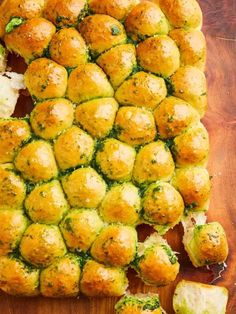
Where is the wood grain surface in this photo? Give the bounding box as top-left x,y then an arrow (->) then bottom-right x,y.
1,0 -> 236,313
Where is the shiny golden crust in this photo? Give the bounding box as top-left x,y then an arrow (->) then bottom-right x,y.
4,17 -> 56,63
14,140 -> 58,183
54,126 -> 94,170
67,63 -> 114,104
97,44 -> 137,89
61,168 -> 106,208
80,260 -> 128,297
60,209 -> 104,252
24,58 -> 68,101
40,254 -> 81,297
79,14 -> 127,56
91,225 -> 137,267
0,210 -> 28,256
136,35 -> 180,77
171,65 -> 207,117
115,107 -> 157,146
75,98 -> 119,139
154,96 -> 199,139
99,183 -> 141,225
0,256 -> 39,296
133,141 -> 175,184
25,180 -> 69,225
20,223 -> 67,267
125,1 -> 169,42
49,28 -> 88,68
0,119 -> 31,163
115,72 -> 167,110
96,138 -> 136,181
30,98 -> 74,140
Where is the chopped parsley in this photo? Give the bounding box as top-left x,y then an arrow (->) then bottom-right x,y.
5,17 -> 25,34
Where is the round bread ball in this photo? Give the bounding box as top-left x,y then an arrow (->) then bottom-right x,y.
44,0 -> 87,28
158,0 -> 202,30
80,260 -> 128,297
25,180 -> 69,225
99,182 -> 141,225
171,65 -> 207,117
0,119 -> 31,163
61,167 -> 106,208
0,210 -> 28,256
136,35 -> 180,77
14,140 -> 58,183
20,223 -> 67,267
40,254 -> 81,297
154,96 -> 199,139
49,28 -> 88,68
4,17 -> 56,63
24,58 -> 68,101
97,44 -> 136,89
115,72 -> 167,110
91,225 -> 137,267
30,98 -> 74,140
169,29 -> 206,71
115,107 -> 157,146
75,98 -> 118,139
60,209 -> 104,252
133,141 -> 175,185
172,167 -> 211,212
173,122 -> 209,167
96,138 -> 136,181
89,0 -> 139,21
0,256 -> 39,296
67,63 -> 114,104
54,126 -> 94,170
79,14 -> 127,57
125,1 -> 169,42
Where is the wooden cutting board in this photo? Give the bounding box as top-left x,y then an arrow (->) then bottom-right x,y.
1,0 -> 236,313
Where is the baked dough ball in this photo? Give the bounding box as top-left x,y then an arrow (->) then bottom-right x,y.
0,210 -> 28,256
154,96 -> 199,139
49,28 -> 88,68
115,107 -> 157,146
44,0 -> 87,28
96,138 -> 136,181
115,72 -> 167,110
97,44 -> 136,89
24,58 -> 68,101
0,119 -> 31,163
60,209 -> 104,252
125,1 -> 169,42
25,180 -> 69,225
171,65 -> 207,117
54,126 -> 94,170
14,140 -> 58,183
169,29 -> 206,71
30,98 -> 74,140
4,17 -> 56,63
99,182 -> 141,225
67,63 -> 114,104
61,168 -> 106,208
79,15 -> 127,57
20,223 -> 67,267
136,35 -> 180,77
75,98 -> 118,139
0,256 -> 39,296
133,141 -> 175,185
0,166 -> 26,210
91,225 -> 137,267
80,260 -> 128,297
89,0 -> 139,21
172,167 -> 211,212
40,254 -> 81,297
